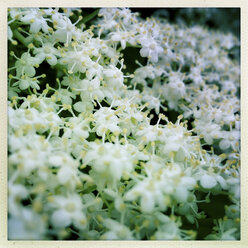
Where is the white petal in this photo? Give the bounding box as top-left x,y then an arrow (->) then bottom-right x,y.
24,66 -> 36,77
47,55 -> 57,66
57,166 -> 74,184
216,175 -> 228,189
204,135 -> 213,145
19,80 -> 29,90
200,174 -> 217,189
30,22 -> 41,33
174,186 -> 188,203
140,47 -> 149,57
73,101 -> 85,112
140,193 -> 155,213
180,176 -> 196,190
219,139 -> 230,150
48,155 -> 63,167
51,209 -> 71,228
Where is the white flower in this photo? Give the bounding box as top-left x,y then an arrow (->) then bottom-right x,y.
14,52 -> 40,77
125,162 -> 183,213
9,144 -> 50,177
33,42 -> 60,65
75,77 -> 104,101
219,130 -> 240,151
141,92 -> 161,114
55,88 -> 76,105
84,142 -> 140,185
8,182 -> 29,215
57,166 -> 78,185
193,120 -> 222,145
110,30 -> 136,49
12,75 -> 41,90
20,8 -> 50,33
200,174 -> 217,189
48,153 -> 78,168
8,210 -> 46,239
139,36 -> 163,63
53,12 -> 82,45
154,219 -> 181,240
50,194 -> 87,230
73,100 -> 94,114
103,65 -> 124,88
59,49 -> 93,74
101,219 -> 134,240
93,107 -> 120,136
161,72 -> 186,109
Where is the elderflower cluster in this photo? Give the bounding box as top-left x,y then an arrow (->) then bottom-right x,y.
8,8 -> 240,240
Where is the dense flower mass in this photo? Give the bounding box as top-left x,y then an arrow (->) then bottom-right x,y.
8,8 -> 240,240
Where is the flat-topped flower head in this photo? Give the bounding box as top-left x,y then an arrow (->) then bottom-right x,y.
7,7 -> 240,240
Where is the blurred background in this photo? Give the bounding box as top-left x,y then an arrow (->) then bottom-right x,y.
131,8 -> 240,38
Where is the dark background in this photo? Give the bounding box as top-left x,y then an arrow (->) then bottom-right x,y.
131,8 -> 240,37
81,8 -> 240,38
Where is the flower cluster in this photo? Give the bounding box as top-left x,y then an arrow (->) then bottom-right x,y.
8,8 -> 240,240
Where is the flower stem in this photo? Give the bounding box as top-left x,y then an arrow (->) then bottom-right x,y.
82,9 -> 100,24
13,30 -> 33,47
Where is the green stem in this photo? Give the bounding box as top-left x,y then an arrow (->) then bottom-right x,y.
13,30 -> 33,47
101,194 -> 110,208
78,184 -> 96,194
126,42 -> 142,49
68,228 -> 80,236
127,135 -> 135,140
102,98 -> 110,106
82,9 -> 100,24
13,30 -> 27,46
28,87 -> 33,95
